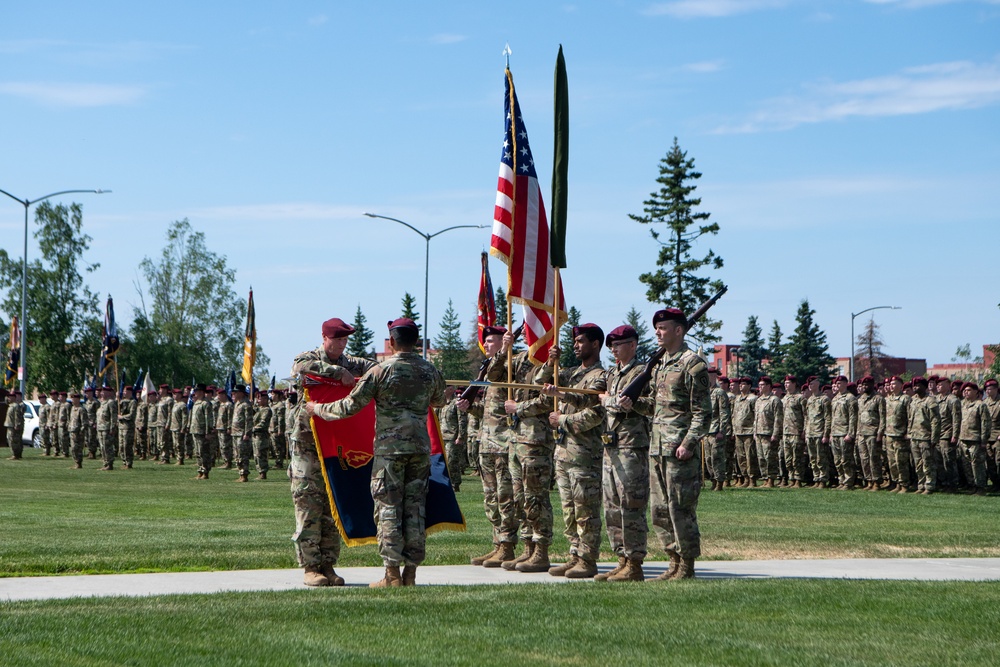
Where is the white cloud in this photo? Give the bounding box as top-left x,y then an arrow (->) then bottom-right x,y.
715,58 -> 1000,132
681,59 -> 725,73
308,14 -> 329,26
429,33 -> 468,45
643,0 -> 790,18
0,82 -> 147,107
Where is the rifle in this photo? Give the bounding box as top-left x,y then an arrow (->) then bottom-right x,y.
458,323 -> 524,403
618,285 -> 729,404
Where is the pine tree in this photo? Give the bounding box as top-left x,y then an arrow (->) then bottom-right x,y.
559,306 -> 581,369
432,299 -> 466,382
737,315 -> 766,382
630,137 -> 724,345
495,286 -> 508,328
625,306 -> 657,363
783,300 -> 835,386
401,292 -> 419,324
767,320 -> 785,378
347,304 -> 375,359
855,318 -> 888,381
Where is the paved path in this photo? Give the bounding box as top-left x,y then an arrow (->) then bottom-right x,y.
3,558 -> 1000,602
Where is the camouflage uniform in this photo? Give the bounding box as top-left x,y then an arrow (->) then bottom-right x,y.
190,395 -> 212,476
731,392 -> 757,482
884,393 -> 911,487
705,386 -> 732,484
215,398 -> 234,468
231,397 -> 253,477
169,397 -> 188,464
270,397 -> 287,468
45,399 -> 60,456
58,399 -> 71,457
601,357 -> 651,560
134,397 -> 149,460
5,399 -> 25,458
69,401 -> 90,465
313,350 -> 446,567
96,397 -> 118,468
156,394 -> 174,462
908,394 -> 941,492
856,392 -> 887,486
753,393 -> 783,483
781,392 -> 807,484
805,393 -> 833,485
438,395 -> 468,490
289,348 -> 376,567
830,392 -> 859,488
466,412 -> 481,475
636,343 -> 711,560
84,396 -> 100,458
937,393 -> 963,490
251,401 -> 272,476
117,396 -> 137,467
985,395 -> 1000,488
38,400 -> 51,455
959,397 -> 991,492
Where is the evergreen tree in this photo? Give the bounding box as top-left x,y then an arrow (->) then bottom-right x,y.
401,292 -> 419,324
347,304 -> 375,359
625,306 -> 657,363
495,286 -> 508,328
767,320 -> 785,378
432,300 -> 467,381
854,318 -> 888,381
630,137 -> 724,345
783,300 -> 835,386
559,306 -> 581,369
737,315 -> 766,383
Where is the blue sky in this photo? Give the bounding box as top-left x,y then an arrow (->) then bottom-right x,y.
1,1 -> 998,378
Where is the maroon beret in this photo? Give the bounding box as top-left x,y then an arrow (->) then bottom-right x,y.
928,375 -> 940,382
572,323 -> 604,342
759,376 -> 772,386
903,381 -> 913,389
84,386 -> 95,393
784,374 -> 797,383
738,377 -> 752,385
821,384 -> 832,391
889,375 -> 903,383
70,393 -> 81,399
159,384 -> 170,390
834,375 -> 849,383
963,382 -> 979,393
387,317 -> 419,333
718,376 -> 730,384
912,376 -> 928,386
985,379 -> 998,389
172,388 -> 184,395
937,376 -> 952,385
605,325 -> 637,348
859,375 -> 874,384
652,308 -> 686,327
707,366 -> 720,374
322,317 -> 355,339
482,325 -> 507,338
807,375 -> 818,383
38,393 -> 47,398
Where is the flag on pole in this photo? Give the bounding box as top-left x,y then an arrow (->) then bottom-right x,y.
476,252 -> 497,354
142,371 -> 155,400
241,289 -> 256,385
490,68 -> 566,364
5,317 -> 20,387
98,296 -> 120,380
550,45 -> 569,270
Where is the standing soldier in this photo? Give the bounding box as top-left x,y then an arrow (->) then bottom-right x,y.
542,323 -> 607,580
438,387 -> 468,492
781,375 -> 807,488
731,378 -> 757,487
251,391 -> 272,480
705,369 -> 732,491
205,386 -> 218,466
719,376 -> 737,486
146,390 -> 160,461
984,379 -> 1000,491
135,388 -> 149,461
959,382 -> 991,496
290,317 -> 376,586
57,392 -> 72,458
306,317 -> 446,588
630,308 -> 710,581
38,393 -> 51,456
907,377 -> 941,494
169,388 -> 188,465
45,392 -> 60,457
805,376 -> 833,488
856,376 -> 887,490
216,387 -> 234,469
595,325 -> 651,582
68,393 -> 91,469
936,377 -> 962,492
83,387 -> 100,459
269,388 -> 287,470
156,385 -> 174,464
884,376 -> 911,492
753,377 -> 783,488
5,391 -> 25,460
231,385 -> 254,483
830,376 -> 859,490
96,385 -> 118,471
117,386 -> 137,469
190,384 -> 212,480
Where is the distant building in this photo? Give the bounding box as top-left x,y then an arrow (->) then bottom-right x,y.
927,344 -> 996,383
836,356 -> 926,381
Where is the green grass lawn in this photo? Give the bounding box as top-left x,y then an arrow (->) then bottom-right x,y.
2,446 -> 999,576
2,580 -> 1000,666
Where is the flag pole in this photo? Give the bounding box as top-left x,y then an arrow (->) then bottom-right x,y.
550,45 -> 570,409
504,60 -> 516,409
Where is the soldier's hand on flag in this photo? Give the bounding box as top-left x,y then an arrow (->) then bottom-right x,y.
504,400 -> 518,415
337,368 -> 356,387
546,346 -> 559,366
304,401 -> 318,416
502,331 -> 514,353
548,411 -> 562,427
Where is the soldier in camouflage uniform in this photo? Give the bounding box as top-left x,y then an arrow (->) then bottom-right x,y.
37,394 -> 50,456
884,376 -> 911,491
169,389 -> 188,465
830,376 -> 859,489
908,377 -> 941,494
984,379 -> 1000,490
719,376 -> 737,484
135,389 -> 149,460
289,317 -> 377,586
959,382 -> 991,496
68,393 -> 91,468
215,388 -> 234,469
155,385 -> 174,463
269,389 -> 288,469
805,376 -> 833,488
82,387 -> 99,459
96,386 -> 118,471
781,375 -> 807,488
731,378 -> 757,487
856,376 -> 887,490
251,391 -> 272,480
595,325 -> 651,582
753,377 -> 783,488
44,393 -> 60,456
117,386 -> 137,469
466,410 -> 481,476
58,392 -> 72,457
189,384 -> 212,480
936,377 -> 962,491
631,308 -> 710,581
704,368 -> 732,491
5,391 -> 25,460
308,317 -> 446,588
231,385 -> 253,482
438,387 -> 468,492
542,323 -> 606,579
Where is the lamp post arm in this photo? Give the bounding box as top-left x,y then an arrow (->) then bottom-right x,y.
428,224 -> 487,239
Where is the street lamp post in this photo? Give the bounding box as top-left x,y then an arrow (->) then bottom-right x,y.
0,188 -> 110,394
363,213 -> 486,359
850,305 -> 901,382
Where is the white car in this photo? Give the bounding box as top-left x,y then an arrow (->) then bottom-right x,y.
22,400 -> 41,448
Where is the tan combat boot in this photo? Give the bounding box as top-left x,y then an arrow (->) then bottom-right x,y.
471,544 -> 500,566
516,542 -> 551,573
594,556 -> 627,582
502,539 -> 534,571
321,564 -> 345,586
608,557 -> 645,582
258,471 -> 267,481
236,474 -> 249,483
369,566 -> 403,588
401,565 -> 417,586
483,542 -> 516,568
564,557 -> 598,579
548,555 -> 579,577
669,557 -> 696,580
654,549 -> 681,581
303,566 -> 330,587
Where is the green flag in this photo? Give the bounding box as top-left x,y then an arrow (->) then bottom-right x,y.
550,45 -> 568,269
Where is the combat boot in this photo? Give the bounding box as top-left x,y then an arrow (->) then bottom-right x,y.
194,473 -> 205,480
608,557 -> 645,582
303,566 -> 330,587
321,564 -> 345,586
471,544 -> 500,566
502,539 -> 534,571
369,566 -> 402,588
654,549 -> 681,581
670,557 -> 696,580
516,542 -> 551,573
595,556 -> 627,582
548,555 -> 579,577
258,471 -> 267,481
71,462 -> 83,469
236,474 -> 249,483
565,557 -> 598,579
401,565 -> 417,586
483,541 -> 516,568
764,479 -> 774,488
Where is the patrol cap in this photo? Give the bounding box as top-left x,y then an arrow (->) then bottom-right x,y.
482,325 -> 507,338
985,379 -> 998,389
322,317 -> 355,339
572,323 -> 604,343
652,308 -> 687,328
605,325 -> 637,348
387,317 -> 419,333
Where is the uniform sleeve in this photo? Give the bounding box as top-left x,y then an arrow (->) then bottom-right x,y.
313,371 -> 379,421
878,397 -> 887,439
930,402 -> 941,443
684,359 -> 712,445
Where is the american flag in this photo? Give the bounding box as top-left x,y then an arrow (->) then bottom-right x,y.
490,68 -> 565,365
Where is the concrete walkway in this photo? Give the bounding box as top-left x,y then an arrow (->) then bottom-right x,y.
3,558 -> 1000,602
